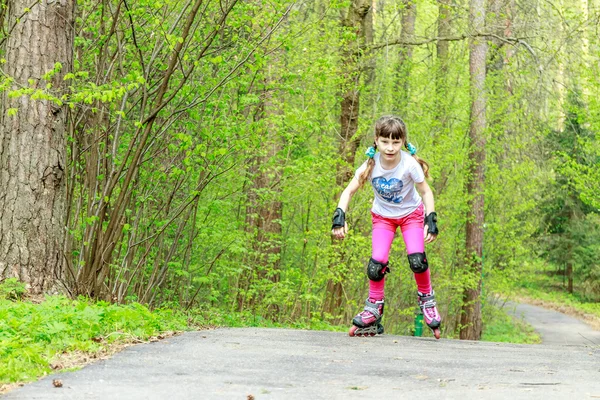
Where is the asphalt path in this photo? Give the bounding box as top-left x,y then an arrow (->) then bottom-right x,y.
505,302 -> 600,346
4,326 -> 600,400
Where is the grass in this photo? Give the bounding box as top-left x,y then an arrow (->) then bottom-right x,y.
0,279 -> 343,392
0,279 -> 189,390
482,303 -> 541,344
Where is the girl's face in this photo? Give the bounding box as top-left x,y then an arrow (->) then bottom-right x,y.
376,136 -> 403,161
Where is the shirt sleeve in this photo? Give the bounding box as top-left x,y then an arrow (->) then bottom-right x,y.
354,160 -> 368,181
409,157 -> 425,183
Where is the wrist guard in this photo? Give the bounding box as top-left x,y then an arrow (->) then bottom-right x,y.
332,208 -> 346,230
425,212 -> 439,235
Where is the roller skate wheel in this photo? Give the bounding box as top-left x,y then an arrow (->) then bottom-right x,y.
433,328 -> 441,340
349,325 -> 359,337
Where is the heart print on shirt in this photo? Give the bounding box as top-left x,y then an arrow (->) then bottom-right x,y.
372,177 -> 403,204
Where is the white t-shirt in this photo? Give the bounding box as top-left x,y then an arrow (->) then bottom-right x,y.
354,151 -> 425,218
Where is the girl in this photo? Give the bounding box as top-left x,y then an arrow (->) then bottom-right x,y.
331,115 -> 441,339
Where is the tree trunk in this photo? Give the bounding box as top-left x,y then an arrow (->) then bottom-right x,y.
324,0 -> 371,317
339,0 -> 371,183
0,0 -> 74,294
566,261 -> 574,294
241,40 -> 284,312
246,83 -> 283,278
566,239 -> 573,293
363,0 -> 375,85
435,0 -> 451,114
397,0 -> 416,114
436,0 -> 451,64
503,0 -> 516,95
460,0 -> 487,341
432,0 -> 452,194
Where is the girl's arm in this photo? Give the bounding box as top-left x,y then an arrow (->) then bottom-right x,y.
337,177 -> 361,212
332,177 -> 361,239
415,180 -> 437,244
415,180 -> 435,215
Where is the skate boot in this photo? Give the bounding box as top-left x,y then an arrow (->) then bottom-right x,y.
418,291 -> 441,339
349,298 -> 385,337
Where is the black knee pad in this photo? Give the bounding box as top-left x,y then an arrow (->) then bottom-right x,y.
367,258 -> 390,282
407,252 -> 429,274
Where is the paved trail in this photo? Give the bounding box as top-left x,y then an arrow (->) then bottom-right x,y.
4,326 -> 600,400
506,302 -> 600,346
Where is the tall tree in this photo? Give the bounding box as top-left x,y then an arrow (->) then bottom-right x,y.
324,0 -> 371,316
243,38 -> 284,311
0,0 -> 74,293
397,0 -> 416,114
432,0 -> 453,194
339,0 -> 371,166
541,93 -> 598,295
460,0 -> 487,340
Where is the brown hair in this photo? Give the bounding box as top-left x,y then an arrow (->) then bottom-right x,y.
358,116 -> 430,187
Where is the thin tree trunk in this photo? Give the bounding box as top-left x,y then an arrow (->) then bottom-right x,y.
566,260 -> 574,294
436,0 -> 451,66
363,0 -> 375,85
0,0 -> 74,294
242,37 -> 284,313
433,0 -> 452,194
397,0 -> 416,114
504,0 -> 516,95
339,0 -> 371,182
435,0 -> 451,116
247,83 -> 283,276
460,0 -> 487,341
324,0 -> 371,317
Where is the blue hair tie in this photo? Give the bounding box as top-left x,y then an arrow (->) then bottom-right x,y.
407,143 -> 417,155
365,146 -> 376,159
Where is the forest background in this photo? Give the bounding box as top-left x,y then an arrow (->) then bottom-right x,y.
0,0 -> 599,342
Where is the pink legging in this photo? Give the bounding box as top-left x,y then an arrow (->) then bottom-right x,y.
369,210 -> 432,300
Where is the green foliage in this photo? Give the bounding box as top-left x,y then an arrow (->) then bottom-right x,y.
0,279 -> 26,301
536,92 -> 600,298
482,305 -> 541,344
514,260 -> 600,319
189,308 -> 344,332
1,0 -> 598,346
0,290 -> 188,384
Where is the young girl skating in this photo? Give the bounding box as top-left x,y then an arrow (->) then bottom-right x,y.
331,115 -> 441,339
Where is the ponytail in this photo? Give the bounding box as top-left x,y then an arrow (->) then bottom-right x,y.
413,155 -> 430,179
357,142 -> 377,188
405,143 -> 430,179
358,157 -> 375,188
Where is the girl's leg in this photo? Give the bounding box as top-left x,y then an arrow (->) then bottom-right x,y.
351,215 -> 397,334
369,228 -> 395,301
401,206 -> 441,336
402,227 -> 432,294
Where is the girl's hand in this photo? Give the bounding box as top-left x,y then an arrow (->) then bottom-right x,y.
424,226 -> 437,244
332,222 -> 348,240
424,212 -> 438,244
